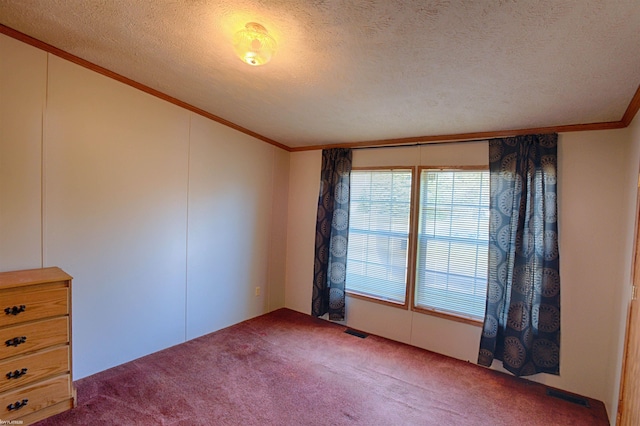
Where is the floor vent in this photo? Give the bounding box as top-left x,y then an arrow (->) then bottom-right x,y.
546,389 -> 590,407
345,329 -> 368,339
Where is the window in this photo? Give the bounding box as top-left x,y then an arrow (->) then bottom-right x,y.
414,169 -> 489,320
345,167 -> 489,323
346,169 -> 413,305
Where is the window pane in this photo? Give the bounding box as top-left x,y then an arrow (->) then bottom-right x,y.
415,170 -> 489,319
346,170 -> 412,304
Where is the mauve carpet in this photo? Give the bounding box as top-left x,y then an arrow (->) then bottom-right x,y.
35,308 -> 608,425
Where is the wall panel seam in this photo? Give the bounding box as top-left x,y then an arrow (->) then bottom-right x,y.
184,114 -> 192,342
40,52 -> 49,268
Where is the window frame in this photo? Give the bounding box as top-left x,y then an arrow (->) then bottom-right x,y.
345,165 -> 488,327
410,165 -> 489,327
344,166 -> 417,310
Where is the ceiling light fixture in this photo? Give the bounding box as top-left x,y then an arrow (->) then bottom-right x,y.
233,22 -> 277,66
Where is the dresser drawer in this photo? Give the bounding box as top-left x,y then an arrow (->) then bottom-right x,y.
0,317 -> 68,361
0,346 -> 69,393
0,283 -> 68,327
0,374 -> 71,421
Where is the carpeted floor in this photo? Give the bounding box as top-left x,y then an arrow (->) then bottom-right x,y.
35,308 -> 608,425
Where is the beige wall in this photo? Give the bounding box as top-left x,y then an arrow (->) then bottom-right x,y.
611,114 -> 640,421
0,36 -> 45,270
0,34 -> 289,379
268,148 -> 290,311
557,128 -> 637,424
44,54 -> 191,376
285,132 -> 638,422
284,150 -> 321,312
186,114 -> 282,339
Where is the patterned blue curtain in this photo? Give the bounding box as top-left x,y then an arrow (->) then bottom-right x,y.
312,148 -> 352,321
478,134 -> 560,376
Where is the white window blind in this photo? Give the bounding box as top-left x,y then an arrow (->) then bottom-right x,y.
346,170 -> 412,304
415,169 -> 489,319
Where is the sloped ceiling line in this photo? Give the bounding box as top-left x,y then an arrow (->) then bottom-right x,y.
0,24 -> 289,152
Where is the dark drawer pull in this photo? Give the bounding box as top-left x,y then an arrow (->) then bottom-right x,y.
7,399 -> 28,411
5,336 -> 26,347
4,305 -> 26,316
6,368 -> 27,380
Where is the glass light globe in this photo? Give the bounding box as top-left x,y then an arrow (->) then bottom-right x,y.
233,22 -> 277,66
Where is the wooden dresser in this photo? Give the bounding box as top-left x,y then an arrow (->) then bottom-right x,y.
0,267 -> 76,424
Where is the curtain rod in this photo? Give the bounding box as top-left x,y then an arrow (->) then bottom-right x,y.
351,137 -> 491,150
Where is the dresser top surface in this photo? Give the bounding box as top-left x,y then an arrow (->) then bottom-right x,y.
0,267 -> 72,289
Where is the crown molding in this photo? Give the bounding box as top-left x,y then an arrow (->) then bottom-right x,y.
289,120 -> 627,152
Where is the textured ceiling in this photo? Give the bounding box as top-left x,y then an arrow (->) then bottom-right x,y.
1,0 -> 639,149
